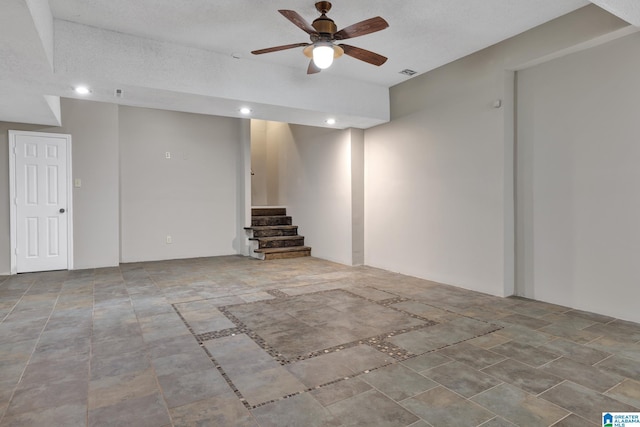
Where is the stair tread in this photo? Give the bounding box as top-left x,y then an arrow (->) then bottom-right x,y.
249,236 -> 304,242
252,207 -> 287,216
245,225 -> 298,230
254,246 -> 311,254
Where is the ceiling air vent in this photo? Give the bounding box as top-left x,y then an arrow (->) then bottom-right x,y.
399,69 -> 417,76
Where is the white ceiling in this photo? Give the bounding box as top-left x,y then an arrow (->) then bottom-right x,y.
1,0 -> 637,129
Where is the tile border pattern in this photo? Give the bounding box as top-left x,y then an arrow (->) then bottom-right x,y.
173,287 -> 503,410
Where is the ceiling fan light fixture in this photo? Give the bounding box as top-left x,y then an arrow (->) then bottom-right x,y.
312,43 -> 334,69
253,4 -> 388,74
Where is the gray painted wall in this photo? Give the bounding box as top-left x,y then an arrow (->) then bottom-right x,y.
3,6 -> 636,326
364,6 -> 629,298
250,120 -> 268,206
261,122 -> 357,265
350,128 -> 365,266
119,106 -> 242,262
0,99 -> 244,274
517,32 -> 640,322
0,99 -> 120,273
59,99 -> 120,269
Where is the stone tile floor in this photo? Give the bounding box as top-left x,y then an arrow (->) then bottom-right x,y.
0,255 -> 639,426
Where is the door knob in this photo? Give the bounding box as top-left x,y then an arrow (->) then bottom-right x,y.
59,208 -> 65,213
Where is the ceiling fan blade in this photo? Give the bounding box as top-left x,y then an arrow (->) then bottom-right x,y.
334,17 -> 389,40
251,43 -> 310,55
307,60 -> 321,74
279,10 -> 318,35
339,44 -> 387,66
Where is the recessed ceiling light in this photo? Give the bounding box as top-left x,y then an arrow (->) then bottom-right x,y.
240,107 -> 252,115
326,118 -> 336,125
74,86 -> 91,95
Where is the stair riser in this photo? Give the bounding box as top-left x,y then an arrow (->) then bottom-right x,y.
252,208 -> 286,216
264,250 -> 311,260
251,216 -> 292,226
259,238 -> 305,249
253,228 -> 298,238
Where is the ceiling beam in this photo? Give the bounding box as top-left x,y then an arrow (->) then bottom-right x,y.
52,20 -> 390,129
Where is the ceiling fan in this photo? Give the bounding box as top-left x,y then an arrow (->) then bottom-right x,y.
251,1 -> 389,74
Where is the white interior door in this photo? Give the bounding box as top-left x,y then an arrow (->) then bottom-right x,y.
9,131 -> 73,273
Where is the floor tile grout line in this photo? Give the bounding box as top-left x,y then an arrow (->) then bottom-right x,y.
0,279 -> 64,426
250,361 -> 400,410
537,354 -> 564,368
602,379 -> 627,395
224,287 -> 503,365
5,258 -> 639,426
533,380 -> 596,426
133,269 -> 176,427
365,285 -> 509,331
475,416 -> 501,427
463,381 -> 505,402
174,285 -> 511,412
175,287 -> 432,409
477,356 -> 509,372
84,272 -> 97,427
0,278 -> 36,324
207,288 -> 441,364
594,353 -> 617,368
425,382 -> 503,421
171,303 -> 253,411
534,378 -> 567,398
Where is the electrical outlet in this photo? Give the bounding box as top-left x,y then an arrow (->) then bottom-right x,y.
165,151 -> 171,159
166,235 -> 172,244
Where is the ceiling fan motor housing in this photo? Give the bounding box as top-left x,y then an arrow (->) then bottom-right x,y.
313,1 -> 336,34
312,16 -> 337,35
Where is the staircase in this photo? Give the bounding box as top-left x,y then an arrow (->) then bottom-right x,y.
245,207 -> 311,260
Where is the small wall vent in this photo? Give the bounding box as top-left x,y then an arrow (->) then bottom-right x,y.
399,69 -> 417,76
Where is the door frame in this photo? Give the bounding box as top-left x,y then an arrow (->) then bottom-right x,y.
8,130 -> 74,274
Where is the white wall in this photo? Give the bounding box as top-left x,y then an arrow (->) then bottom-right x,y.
119,106 -> 242,263
265,122 -> 355,265
365,92 -> 507,295
364,5 -> 628,297
1,99 -> 246,273
57,99 -> 120,269
516,32 -> 640,322
350,129 -> 365,266
250,120 -> 268,206
0,98 -> 120,273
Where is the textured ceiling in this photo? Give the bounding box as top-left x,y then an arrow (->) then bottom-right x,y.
3,0 -> 637,129
590,0 -> 640,25
49,0 -> 590,87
